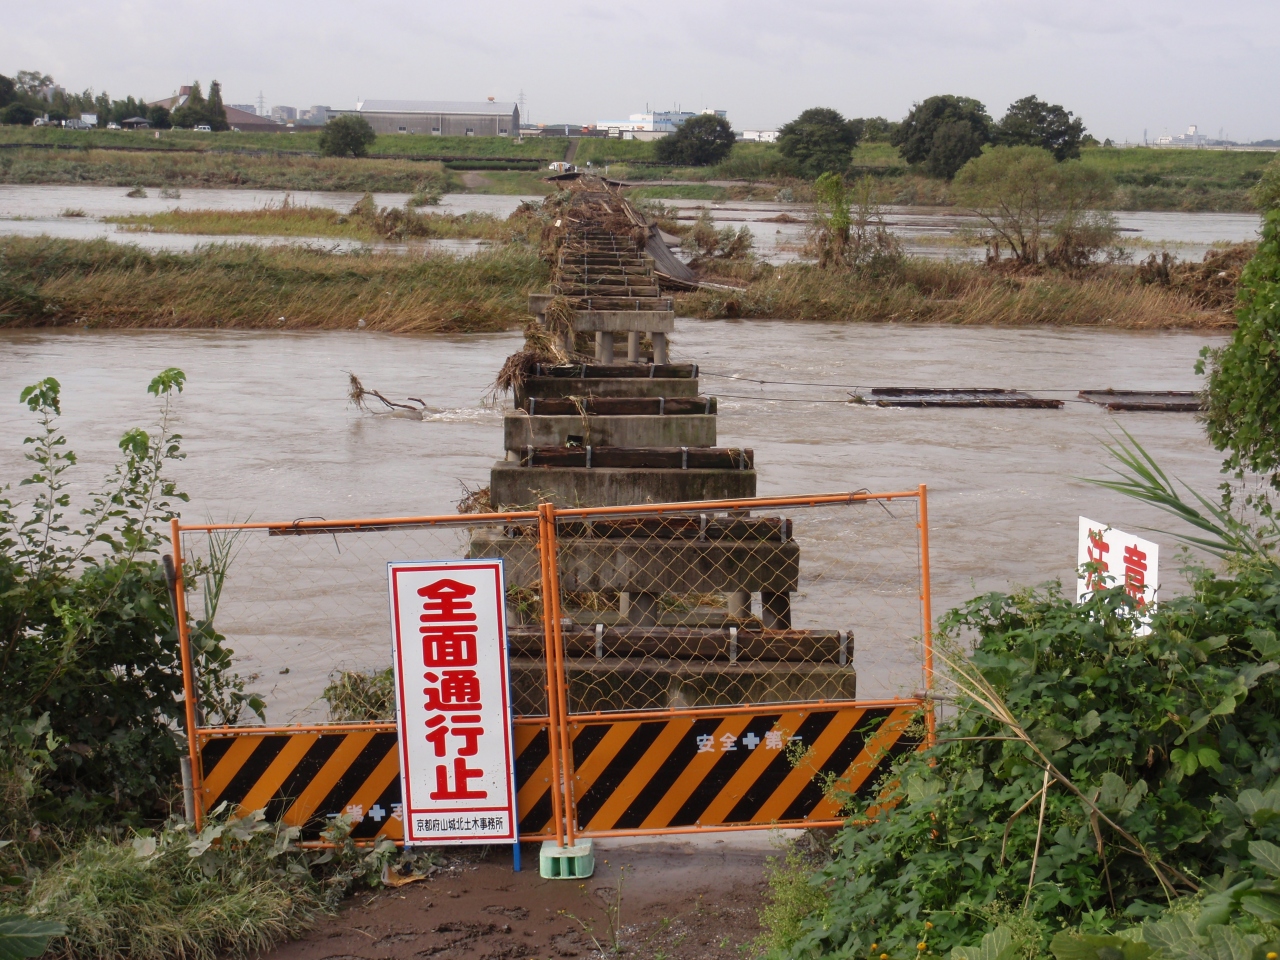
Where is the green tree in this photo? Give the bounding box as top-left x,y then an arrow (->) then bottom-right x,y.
147,104 -> 172,129
14,71 -> 53,98
654,113 -> 736,166
0,74 -> 15,109
318,114 -> 378,157
0,103 -> 37,126
892,94 -> 992,176
1199,210 -> 1280,489
995,95 -> 1087,161
856,116 -> 896,143
776,107 -> 863,178
205,79 -> 229,131
926,119 -> 988,179
952,145 -> 1115,266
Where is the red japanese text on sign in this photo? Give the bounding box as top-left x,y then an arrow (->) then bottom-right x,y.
390,562 -> 516,845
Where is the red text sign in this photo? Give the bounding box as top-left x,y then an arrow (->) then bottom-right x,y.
388,560 -> 516,844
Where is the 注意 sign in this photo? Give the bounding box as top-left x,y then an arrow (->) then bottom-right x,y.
388,560 -> 517,845
1077,517 -> 1159,626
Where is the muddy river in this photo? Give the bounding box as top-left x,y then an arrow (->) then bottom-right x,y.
0,324 -> 1227,718
0,184 -> 1262,264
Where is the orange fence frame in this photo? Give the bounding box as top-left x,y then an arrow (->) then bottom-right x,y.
171,489 -> 935,841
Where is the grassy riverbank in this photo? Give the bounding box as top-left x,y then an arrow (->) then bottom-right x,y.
0,148 -> 459,192
0,237 -> 548,331
677,259 -> 1232,329
3,124 -> 1271,209
0,125 -> 569,159
0,235 -> 1234,331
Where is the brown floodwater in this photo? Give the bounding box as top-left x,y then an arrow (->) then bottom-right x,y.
0,323 -> 1226,717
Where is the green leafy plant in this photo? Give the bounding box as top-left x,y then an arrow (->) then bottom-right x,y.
765,566 -> 1280,959
0,916 -> 67,960
0,371 -> 259,829
1199,210 -> 1280,491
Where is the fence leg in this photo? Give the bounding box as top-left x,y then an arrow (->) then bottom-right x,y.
537,504 -> 566,848
170,518 -> 204,829
542,504 -> 577,846
918,484 -> 936,747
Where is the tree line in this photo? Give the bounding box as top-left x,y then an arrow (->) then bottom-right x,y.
0,69 -> 229,130
777,94 -> 1089,179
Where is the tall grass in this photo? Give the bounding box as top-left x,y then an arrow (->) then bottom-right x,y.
0,237 -> 548,332
104,200 -> 528,242
678,259 -> 1232,329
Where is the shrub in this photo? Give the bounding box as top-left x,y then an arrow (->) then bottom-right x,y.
0,103 -> 37,126
24,809 -> 393,960
0,371 -> 260,830
768,565 -> 1280,959
318,114 -> 377,158
952,145 -> 1117,267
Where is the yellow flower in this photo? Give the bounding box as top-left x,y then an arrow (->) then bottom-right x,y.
1267,952 -> 1278,960
880,954 -> 889,959
925,922 -> 933,930
918,944 -> 927,952
870,946 -> 878,952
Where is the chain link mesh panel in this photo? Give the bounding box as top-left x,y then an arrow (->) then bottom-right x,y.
180,517 -> 548,726
537,497 -> 924,715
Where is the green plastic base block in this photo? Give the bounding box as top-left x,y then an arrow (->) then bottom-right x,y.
539,839 -> 595,879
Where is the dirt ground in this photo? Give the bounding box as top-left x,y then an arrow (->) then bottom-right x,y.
266,833 -> 785,960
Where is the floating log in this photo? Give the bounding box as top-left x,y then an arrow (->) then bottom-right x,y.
1078,390 -> 1202,412
858,388 -> 1063,409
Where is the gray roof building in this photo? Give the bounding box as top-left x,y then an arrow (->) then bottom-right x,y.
354,100 -> 519,136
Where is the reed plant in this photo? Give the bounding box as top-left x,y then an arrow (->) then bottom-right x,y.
105,198 -> 527,242
0,237 -> 548,332
678,259 -> 1231,329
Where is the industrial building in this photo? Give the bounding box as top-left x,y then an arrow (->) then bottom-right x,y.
594,108 -> 728,137
354,99 -> 520,136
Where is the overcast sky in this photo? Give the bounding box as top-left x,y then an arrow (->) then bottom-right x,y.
6,0 -> 1278,141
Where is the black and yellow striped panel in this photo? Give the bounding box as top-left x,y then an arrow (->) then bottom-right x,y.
565,704 -> 920,833
198,721 -> 556,841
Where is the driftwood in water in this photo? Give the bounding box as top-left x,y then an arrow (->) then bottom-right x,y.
347,373 -> 427,417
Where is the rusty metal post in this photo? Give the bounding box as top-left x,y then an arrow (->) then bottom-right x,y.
170,518 -> 204,829
542,504 -> 577,846
917,485 -> 936,746
537,504 -> 566,847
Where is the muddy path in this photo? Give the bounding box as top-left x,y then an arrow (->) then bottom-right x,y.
267,835 -> 776,960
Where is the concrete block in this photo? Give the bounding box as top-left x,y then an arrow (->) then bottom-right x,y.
572,311 -> 675,333
517,377 -> 700,402
489,462 -> 756,509
540,839 -> 594,879
470,534 -> 797,594
504,411 -> 717,450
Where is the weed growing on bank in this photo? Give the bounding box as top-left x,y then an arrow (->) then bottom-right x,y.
0,236 -> 549,331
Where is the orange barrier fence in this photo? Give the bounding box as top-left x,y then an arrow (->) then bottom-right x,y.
172,487 -> 934,842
